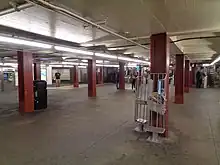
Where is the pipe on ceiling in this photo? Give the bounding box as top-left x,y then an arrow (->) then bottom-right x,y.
107,35 -> 220,49
24,0 -> 149,50
0,3 -> 33,16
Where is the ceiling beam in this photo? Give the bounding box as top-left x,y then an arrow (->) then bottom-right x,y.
0,24 -> 80,48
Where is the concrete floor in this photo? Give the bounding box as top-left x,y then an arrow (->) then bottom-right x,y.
0,85 -> 220,165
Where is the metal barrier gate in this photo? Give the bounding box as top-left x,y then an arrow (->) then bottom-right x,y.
134,73 -> 168,142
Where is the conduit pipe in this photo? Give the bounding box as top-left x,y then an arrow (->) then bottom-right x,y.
0,3 -> 33,16
25,0 -> 149,50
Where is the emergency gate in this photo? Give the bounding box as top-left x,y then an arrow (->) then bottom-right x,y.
134,73 -> 168,142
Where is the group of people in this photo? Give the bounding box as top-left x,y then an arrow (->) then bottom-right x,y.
196,67 -> 211,88
115,71 -> 138,91
115,70 -> 150,92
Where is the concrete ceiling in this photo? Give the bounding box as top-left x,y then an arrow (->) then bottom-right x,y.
0,5 -> 108,43
53,0 -> 220,36
52,0 -> 220,62
0,0 -> 220,64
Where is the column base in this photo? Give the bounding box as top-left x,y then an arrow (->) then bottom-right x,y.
184,87 -> 189,93
74,83 -> 79,88
97,83 -> 104,86
174,95 -> 184,104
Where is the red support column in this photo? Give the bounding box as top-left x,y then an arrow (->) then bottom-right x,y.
185,59 -> 190,93
73,65 -> 79,88
150,33 -> 170,137
17,51 -> 34,113
88,59 -> 96,97
119,62 -> 125,90
175,54 -> 185,104
34,63 -> 41,80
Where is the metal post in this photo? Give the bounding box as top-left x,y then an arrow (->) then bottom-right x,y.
0,58 -> 4,92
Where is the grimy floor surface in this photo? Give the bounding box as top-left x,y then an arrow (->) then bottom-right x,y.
0,85 -> 220,165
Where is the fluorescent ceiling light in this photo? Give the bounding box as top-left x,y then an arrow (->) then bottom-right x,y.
108,47 -> 126,51
0,36 -> 52,49
80,43 -> 93,47
119,56 -> 150,65
96,64 -> 104,67
62,57 -> 68,60
55,46 -> 94,56
211,55 -> 220,65
78,66 -> 87,68
62,62 -> 78,65
66,59 -> 78,61
63,65 -> 74,68
81,60 -> 88,62
96,60 -> 103,64
95,53 -> 117,59
50,65 -> 63,67
123,52 -> 132,55
104,64 -> 119,68
118,56 -> 148,64
127,63 -> 137,67
203,64 -> 210,67
118,56 -> 135,61
96,64 -> 119,67
4,63 -> 18,67
3,67 -> 15,71
104,60 -> 110,63
79,63 -> 88,66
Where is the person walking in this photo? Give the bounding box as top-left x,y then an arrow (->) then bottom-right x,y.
131,73 -> 137,92
55,71 -> 61,87
196,69 -> 202,88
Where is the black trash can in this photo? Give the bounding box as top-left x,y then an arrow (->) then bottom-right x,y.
33,80 -> 47,110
